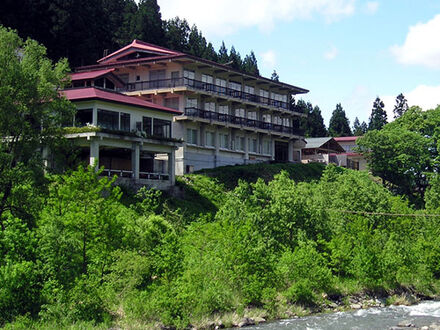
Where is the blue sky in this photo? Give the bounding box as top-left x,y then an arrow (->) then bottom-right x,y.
159,0 -> 440,127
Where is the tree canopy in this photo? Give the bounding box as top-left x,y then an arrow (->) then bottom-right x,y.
0,26 -> 74,230
0,0 -> 261,75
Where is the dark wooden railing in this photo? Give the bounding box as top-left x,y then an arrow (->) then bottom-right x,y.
122,77 -> 301,113
184,107 -> 304,136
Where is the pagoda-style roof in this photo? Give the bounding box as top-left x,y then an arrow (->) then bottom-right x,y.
62,87 -> 182,114
75,40 -> 309,95
98,39 -> 184,64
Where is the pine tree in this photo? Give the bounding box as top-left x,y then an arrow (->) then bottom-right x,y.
328,103 -> 352,137
188,25 -> 207,57
133,0 -> 165,46
164,17 -> 190,52
393,93 -> 409,119
203,42 -> 218,62
242,51 -> 259,75
228,46 -> 242,70
368,97 -> 387,130
218,41 -> 229,63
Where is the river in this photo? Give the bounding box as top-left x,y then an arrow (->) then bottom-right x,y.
250,301 -> 440,330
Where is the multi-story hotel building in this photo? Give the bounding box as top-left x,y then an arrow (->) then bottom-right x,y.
72,40 -> 309,176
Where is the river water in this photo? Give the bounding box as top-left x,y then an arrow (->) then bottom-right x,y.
250,301 -> 440,330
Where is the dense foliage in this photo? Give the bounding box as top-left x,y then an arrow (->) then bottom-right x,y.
2,163 -> 440,328
0,0 -> 260,74
357,105 -> 440,205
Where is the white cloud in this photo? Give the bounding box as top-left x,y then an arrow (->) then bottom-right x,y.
324,45 -> 338,60
381,84 -> 440,118
364,1 -> 379,14
159,0 -> 356,36
391,14 -> 440,69
260,50 -> 276,69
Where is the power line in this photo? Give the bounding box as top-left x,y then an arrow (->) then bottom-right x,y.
328,209 -> 440,218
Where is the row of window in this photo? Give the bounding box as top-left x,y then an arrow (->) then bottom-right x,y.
186,129 -> 272,154
186,99 -> 292,126
75,109 -> 171,138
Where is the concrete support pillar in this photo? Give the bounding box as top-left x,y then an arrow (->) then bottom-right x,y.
271,138 -> 276,160
89,139 -> 99,169
132,143 -> 140,180
199,123 -> 205,146
214,127 -> 220,167
288,140 -> 294,162
92,106 -> 98,126
244,132 -> 249,163
168,149 -> 176,185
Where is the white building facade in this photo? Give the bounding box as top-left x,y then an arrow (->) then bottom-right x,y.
75,40 -> 309,175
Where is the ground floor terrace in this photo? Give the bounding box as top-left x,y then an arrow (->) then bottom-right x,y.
64,131 -> 180,189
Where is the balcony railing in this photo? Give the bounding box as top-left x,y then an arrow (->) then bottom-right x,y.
101,169 -> 170,180
184,107 -> 304,136
122,77 -> 299,113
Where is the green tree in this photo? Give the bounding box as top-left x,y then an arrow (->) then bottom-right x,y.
353,117 -> 367,136
299,101 -> 328,137
242,51 -> 259,75
271,70 -> 279,81
368,97 -> 387,130
328,103 -> 352,137
133,0 -> 165,46
187,25 -> 207,57
228,46 -> 242,70
218,41 -> 229,63
164,17 -> 190,52
393,93 -> 409,119
0,27 -> 74,230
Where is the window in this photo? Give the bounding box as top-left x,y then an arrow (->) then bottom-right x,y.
235,108 -> 245,118
216,78 -> 227,94
244,85 -> 254,94
263,140 -> 272,154
149,70 -> 166,88
259,89 -> 269,99
153,119 -> 171,138
186,128 -> 198,145
98,109 -> 119,130
235,136 -> 245,151
247,111 -> 257,120
228,81 -> 242,91
204,102 -> 215,112
186,98 -> 198,109
143,116 -> 152,135
283,117 -> 290,127
164,97 -> 179,110
219,133 -> 229,149
250,138 -> 258,153
184,70 -> 195,80
171,71 -> 180,86
262,114 -> 271,123
273,116 -> 282,125
136,75 -> 141,81
218,105 -> 229,114
120,113 -> 130,132
202,74 -> 213,84
75,109 -> 93,127
206,131 -> 215,147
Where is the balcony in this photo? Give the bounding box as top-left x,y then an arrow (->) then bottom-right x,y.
183,107 -> 304,136
122,77 -> 302,114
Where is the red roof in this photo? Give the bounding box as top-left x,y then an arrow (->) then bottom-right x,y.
62,87 -> 182,114
98,39 -> 183,63
334,136 -> 360,142
70,68 -> 115,81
